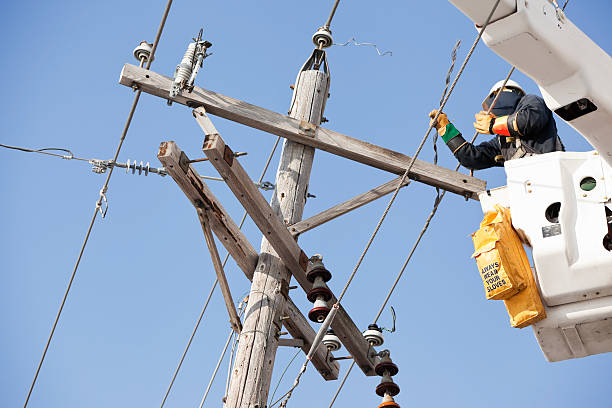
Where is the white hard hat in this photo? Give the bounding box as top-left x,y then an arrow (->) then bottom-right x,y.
487,79 -> 525,98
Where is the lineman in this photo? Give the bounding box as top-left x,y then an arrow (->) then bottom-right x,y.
429,80 -> 564,170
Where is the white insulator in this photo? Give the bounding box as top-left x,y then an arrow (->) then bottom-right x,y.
311,275 -> 325,289
170,42 -> 197,98
312,26 -> 333,48
133,41 -> 154,63
312,297 -> 328,309
322,333 -> 341,351
363,328 -> 384,347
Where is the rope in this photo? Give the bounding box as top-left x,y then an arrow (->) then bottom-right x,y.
22,2 -> 173,407
158,136 -> 281,406
197,300 -> 247,408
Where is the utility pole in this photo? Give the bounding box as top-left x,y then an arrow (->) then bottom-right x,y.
224,50 -> 330,408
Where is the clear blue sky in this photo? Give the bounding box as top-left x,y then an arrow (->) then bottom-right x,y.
2,1 -> 611,407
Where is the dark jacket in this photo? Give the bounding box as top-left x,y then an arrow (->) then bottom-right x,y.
448,95 -> 564,170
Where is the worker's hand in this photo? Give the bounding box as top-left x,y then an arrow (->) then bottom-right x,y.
429,109 -> 450,135
474,111 -> 495,134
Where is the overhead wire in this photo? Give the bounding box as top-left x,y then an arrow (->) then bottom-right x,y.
158,135 -> 281,407
267,348 -> 302,408
271,1 -> 506,407
327,51 -> 517,408
197,299 -> 248,408
0,143 -> 87,161
323,0 -> 341,29
22,2 -> 174,407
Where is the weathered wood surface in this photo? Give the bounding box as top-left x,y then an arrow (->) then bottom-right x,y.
121,63 -> 486,199
277,338 -> 305,348
199,211 -> 243,334
157,141 -> 258,276
290,176 -> 409,236
224,68 -> 334,408
157,141 -> 338,380
198,110 -> 379,377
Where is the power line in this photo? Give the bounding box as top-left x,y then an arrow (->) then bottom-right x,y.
323,0 -> 341,29
327,53 -> 517,408
277,1 -> 505,407
198,300 -> 248,408
22,1 -> 174,406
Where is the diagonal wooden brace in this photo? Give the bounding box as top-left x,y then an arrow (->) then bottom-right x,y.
289,176 -> 410,236
199,211 -> 243,334
157,141 -> 339,380
195,108 -> 380,376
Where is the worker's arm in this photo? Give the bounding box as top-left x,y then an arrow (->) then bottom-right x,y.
474,95 -> 553,139
430,110 -> 502,170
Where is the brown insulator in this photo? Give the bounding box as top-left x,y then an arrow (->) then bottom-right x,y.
306,256 -> 332,283
375,354 -> 399,377
375,381 -> 400,397
308,306 -> 331,323
307,286 -> 333,303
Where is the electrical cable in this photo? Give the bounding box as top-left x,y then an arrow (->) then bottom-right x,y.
197,300 -> 247,408
326,61 -> 517,408
0,143 -> 87,161
268,348 -> 302,408
562,0 -> 570,11
276,1 -> 504,407
158,136 -> 281,407
22,2 -> 174,407
323,0 -> 341,29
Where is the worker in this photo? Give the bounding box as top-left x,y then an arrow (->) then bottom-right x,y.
429,80 -> 564,170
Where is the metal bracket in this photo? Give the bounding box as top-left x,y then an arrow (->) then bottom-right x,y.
179,151 -> 190,174
299,250 -> 309,272
223,144 -> 234,166
298,120 -> 317,138
278,338 -> 305,348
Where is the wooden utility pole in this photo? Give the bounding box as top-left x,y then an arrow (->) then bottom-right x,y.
224,55 -> 329,408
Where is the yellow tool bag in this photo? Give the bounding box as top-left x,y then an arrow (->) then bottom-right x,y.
472,205 -> 546,328
472,207 -> 526,300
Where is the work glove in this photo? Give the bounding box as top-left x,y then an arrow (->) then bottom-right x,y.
429,109 -> 464,153
474,111 -> 496,134
429,109 -> 450,135
474,110 -> 511,136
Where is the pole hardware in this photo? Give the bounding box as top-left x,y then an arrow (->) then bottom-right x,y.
374,350 -> 400,408
322,329 -> 342,351
133,41 -> 154,67
169,28 -> 212,104
306,255 -> 334,323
